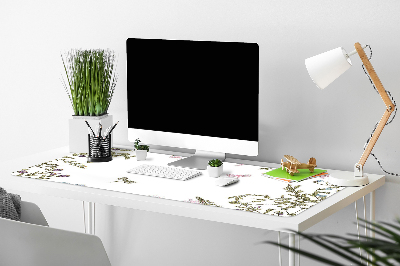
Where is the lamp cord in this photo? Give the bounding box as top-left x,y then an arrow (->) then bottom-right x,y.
362,45 -> 399,176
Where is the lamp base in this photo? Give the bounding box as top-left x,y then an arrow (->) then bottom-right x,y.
328,170 -> 369,187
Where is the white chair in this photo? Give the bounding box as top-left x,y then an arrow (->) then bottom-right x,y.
0,200 -> 111,266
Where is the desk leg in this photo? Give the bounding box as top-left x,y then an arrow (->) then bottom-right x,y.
289,233 -> 295,266
297,234 -> 300,266
370,190 -> 375,238
370,190 -> 376,265
83,202 -> 95,235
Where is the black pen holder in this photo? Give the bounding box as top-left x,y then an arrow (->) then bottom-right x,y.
88,134 -> 112,162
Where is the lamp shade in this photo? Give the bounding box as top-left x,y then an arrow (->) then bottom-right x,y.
305,47 -> 352,89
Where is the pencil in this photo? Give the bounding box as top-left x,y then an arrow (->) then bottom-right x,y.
85,120 -> 95,136
106,121 -> 119,138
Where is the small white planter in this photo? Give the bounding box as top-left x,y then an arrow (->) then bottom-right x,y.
207,165 -> 223,177
69,114 -> 113,153
136,150 -> 148,161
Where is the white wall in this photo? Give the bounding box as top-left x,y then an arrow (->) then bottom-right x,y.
2,0 -> 400,265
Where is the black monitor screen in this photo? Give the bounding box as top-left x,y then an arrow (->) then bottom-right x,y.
126,38 -> 259,142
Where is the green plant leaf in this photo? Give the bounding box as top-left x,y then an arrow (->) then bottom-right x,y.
264,219 -> 400,266
61,49 -> 118,116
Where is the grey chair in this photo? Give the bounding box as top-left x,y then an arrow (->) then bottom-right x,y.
0,201 -> 111,266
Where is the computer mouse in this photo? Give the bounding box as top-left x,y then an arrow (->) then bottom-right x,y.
215,177 -> 239,187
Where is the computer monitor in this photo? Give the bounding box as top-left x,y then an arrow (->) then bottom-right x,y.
126,38 -> 259,169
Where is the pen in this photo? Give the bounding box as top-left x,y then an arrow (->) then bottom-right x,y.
103,126 -> 111,138
98,123 -> 102,138
85,120 -> 95,137
95,122 -> 101,137
95,123 -> 98,137
105,121 -> 119,138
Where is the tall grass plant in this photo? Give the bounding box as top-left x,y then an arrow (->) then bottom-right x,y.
61,49 -> 118,116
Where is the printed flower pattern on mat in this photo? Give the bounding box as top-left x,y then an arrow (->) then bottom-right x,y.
195,197 -> 221,207
57,156 -> 87,169
13,148 -> 138,180
111,148 -> 136,160
114,177 -> 136,184
226,174 -> 251,178
72,153 -> 88,158
15,162 -> 70,179
189,180 -> 344,217
226,182 -> 343,216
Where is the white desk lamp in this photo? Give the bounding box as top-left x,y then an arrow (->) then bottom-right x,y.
305,42 -> 395,186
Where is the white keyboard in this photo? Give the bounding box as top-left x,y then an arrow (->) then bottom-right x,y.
127,164 -> 202,181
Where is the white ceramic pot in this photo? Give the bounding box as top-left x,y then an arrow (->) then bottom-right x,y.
136,150 -> 148,161
69,114 -> 113,153
207,165 -> 223,177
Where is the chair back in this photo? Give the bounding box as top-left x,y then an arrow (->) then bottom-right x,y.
0,201 -> 111,266
20,201 -> 48,226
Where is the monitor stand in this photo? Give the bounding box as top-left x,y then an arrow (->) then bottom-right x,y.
168,150 -> 225,170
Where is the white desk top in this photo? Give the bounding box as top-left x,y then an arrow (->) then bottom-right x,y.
0,146 -> 385,232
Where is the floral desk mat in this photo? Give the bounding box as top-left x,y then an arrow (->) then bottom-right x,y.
12,148 -> 345,217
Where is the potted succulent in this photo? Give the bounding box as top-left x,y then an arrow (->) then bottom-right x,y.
134,138 -> 149,161
207,159 -> 223,177
61,49 -> 118,153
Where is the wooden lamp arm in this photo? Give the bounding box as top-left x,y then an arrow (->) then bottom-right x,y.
355,43 -> 395,111
357,110 -> 392,168
354,42 -> 394,175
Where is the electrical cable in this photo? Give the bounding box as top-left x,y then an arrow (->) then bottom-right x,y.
361,45 -> 399,176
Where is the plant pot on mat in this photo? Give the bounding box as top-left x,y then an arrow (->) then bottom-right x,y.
134,138 -> 149,161
61,49 -> 118,153
207,159 -> 223,177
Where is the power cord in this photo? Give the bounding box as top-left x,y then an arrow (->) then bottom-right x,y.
361,45 -> 399,176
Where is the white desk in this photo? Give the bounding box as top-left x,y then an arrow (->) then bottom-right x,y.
0,146 -> 385,266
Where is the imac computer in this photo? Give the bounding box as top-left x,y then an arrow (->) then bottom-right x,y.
126,38 -> 259,170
